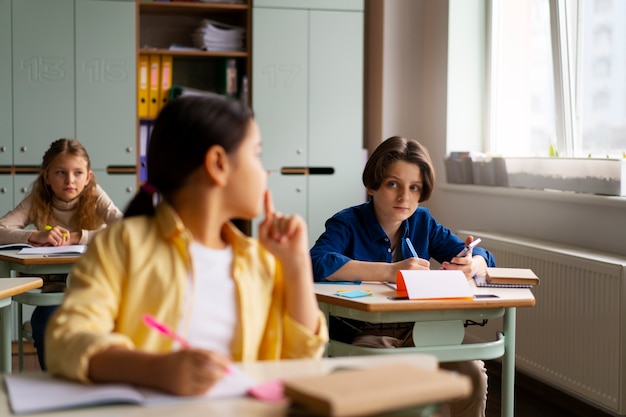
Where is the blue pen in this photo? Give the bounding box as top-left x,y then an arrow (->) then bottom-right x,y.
405,238 -> 419,258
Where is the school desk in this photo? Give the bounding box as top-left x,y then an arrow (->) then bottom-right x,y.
0,251 -> 78,277
314,281 -> 536,417
0,277 -> 43,374
0,354 -> 459,417
0,251 -> 78,368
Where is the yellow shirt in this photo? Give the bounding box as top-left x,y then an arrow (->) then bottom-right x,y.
45,202 -> 328,382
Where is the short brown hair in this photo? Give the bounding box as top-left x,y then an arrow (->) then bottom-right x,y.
362,136 -> 435,202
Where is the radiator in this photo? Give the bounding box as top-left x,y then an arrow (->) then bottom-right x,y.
458,230 -> 626,416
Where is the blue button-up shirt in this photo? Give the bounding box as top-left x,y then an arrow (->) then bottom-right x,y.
310,201 -> 496,281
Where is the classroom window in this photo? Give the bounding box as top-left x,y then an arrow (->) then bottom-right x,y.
487,0 -> 626,158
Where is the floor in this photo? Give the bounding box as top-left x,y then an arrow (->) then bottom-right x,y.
484,360 -> 613,417
11,344 -> 615,417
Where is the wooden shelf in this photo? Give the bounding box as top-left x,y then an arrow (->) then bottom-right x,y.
138,48 -> 247,58
139,2 -> 248,14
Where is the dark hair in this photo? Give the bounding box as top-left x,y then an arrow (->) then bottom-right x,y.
30,138 -> 101,229
124,95 -> 254,217
362,136 -> 435,202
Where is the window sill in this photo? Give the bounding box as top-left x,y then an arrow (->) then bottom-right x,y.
445,157 -> 626,197
439,183 -> 626,209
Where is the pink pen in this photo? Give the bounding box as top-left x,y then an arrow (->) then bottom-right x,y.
142,313 -> 232,375
142,313 -> 190,348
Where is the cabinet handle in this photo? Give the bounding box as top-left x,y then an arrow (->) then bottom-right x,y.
280,167 -> 335,175
20,187 -> 28,193
0,146 -> 6,152
295,187 -> 302,193
126,147 -> 133,153
125,187 -> 134,193
0,187 -> 6,193
20,146 -> 27,153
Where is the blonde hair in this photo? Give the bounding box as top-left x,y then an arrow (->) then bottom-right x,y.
29,139 -> 102,230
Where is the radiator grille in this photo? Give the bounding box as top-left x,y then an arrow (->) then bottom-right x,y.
458,230 -> 626,415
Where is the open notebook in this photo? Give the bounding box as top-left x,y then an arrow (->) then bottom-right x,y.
17,245 -> 87,256
5,366 -> 256,415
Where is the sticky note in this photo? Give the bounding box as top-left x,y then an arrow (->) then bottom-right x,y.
335,290 -> 372,298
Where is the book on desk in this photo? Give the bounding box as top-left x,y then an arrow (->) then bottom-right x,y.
474,268 -> 539,288
16,245 -> 87,257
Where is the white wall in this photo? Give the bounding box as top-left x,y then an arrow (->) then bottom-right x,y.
371,0 -> 626,258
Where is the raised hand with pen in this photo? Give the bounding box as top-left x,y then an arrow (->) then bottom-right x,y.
45,95 -> 328,397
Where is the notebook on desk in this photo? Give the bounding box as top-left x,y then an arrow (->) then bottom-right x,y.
474,274 -> 533,289
17,245 -> 87,257
284,363 -> 471,417
5,367 -> 256,414
0,243 -> 33,251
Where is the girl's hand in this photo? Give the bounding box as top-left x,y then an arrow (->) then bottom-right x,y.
156,349 -> 231,396
28,226 -> 71,247
258,190 -> 309,263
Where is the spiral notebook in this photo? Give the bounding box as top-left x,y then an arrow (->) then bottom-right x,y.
474,274 -> 532,289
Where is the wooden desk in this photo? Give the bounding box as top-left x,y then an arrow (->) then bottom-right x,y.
0,251 -> 79,277
315,282 -> 536,417
0,354 -> 453,416
0,277 -> 43,373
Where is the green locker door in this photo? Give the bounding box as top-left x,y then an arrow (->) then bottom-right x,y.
13,174 -> 37,207
94,171 -> 136,214
12,0 -> 75,165
252,8 -> 309,172
308,9 -> 365,244
76,0 -> 136,170
0,174 -> 13,217
0,0 -> 12,166
252,8 -> 308,235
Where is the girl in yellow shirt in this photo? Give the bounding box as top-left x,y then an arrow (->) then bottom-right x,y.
46,95 -> 328,396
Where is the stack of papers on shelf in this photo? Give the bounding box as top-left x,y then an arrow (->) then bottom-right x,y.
17,245 -> 87,257
192,19 -> 245,52
198,0 -> 245,3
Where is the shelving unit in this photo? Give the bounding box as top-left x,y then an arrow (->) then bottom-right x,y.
136,0 -> 251,115
136,0 -> 251,233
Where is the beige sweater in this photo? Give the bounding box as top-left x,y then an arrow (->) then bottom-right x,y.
0,184 -> 123,245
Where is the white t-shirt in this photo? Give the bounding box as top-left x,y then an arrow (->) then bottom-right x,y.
176,241 -> 236,355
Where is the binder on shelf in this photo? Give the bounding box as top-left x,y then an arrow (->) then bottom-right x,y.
219,58 -> 238,98
147,54 -> 161,118
137,54 -> 149,118
139,120 -> 152,183
159,55 -> 173,111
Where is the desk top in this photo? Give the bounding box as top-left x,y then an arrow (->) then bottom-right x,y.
0,251 -> 80,266
0,277 -> 43,299
315,282 -> 536,312
0,354 -> 441,416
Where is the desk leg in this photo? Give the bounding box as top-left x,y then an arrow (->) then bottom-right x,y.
502,307 -> 516,417
0,300 -> 11,373
319,303 -> 331,357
